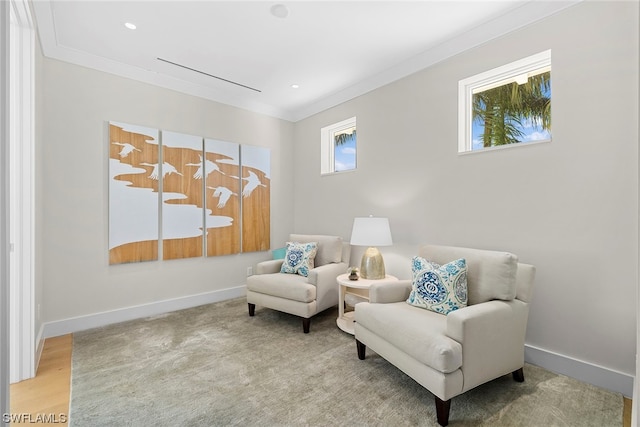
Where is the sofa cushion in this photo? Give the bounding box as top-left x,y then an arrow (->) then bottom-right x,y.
407,257 -> 467,314
289,234 -> 342,266
280,241 -> 318,277
419,245 -> 518,305
246,273 -> 316,303
355,302 -> 462,373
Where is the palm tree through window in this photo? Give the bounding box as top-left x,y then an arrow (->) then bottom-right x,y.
472,70 -> 551,149
321,117 -> 356,174
458,50 -> 552,153
333,126 -> 356,172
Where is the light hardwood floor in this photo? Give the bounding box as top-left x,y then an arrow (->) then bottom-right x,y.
10,334 -> 633,426
10,335 -> 71,426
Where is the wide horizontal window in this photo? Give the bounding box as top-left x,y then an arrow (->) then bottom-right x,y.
458,50 -> 551,153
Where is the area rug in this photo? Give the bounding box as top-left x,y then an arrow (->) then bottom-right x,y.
69,298 -> 623,426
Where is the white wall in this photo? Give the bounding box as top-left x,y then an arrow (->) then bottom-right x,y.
293,1 -> 638,395
38,57 -> 295,329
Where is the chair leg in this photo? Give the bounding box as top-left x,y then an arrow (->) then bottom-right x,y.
434,396 -> 451,426
356,339 -> 366,360
302,318 -> 310,333
512,367 -> 525,382
248,303 -> 255,317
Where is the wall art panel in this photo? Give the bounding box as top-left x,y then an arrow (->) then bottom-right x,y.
108,121 -> 270,263
204,138 -> 241,256
240,145 -> 271,252
161,131 -> 205,260
109,122 -> 160,264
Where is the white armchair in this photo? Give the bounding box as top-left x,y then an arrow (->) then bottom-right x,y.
354,244 -> 535,426
246,234 -> 350,333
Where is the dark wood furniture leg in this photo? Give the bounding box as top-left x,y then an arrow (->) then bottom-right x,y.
248,303 -> 255,316
435,396 -> 451,426
356,340 -> 366,360
302,318 -> 310,333
512,367 -> 525,382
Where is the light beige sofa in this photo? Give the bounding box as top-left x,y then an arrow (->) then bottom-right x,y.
246,234 -> 350,333
354,244 -> 535,426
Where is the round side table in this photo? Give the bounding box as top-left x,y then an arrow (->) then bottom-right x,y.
336,273 -> 398,335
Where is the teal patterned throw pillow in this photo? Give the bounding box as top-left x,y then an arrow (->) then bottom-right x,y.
280,241 -> 318,277
406,256 -> 468,315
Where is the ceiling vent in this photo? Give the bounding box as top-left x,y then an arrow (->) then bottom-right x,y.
157,57 -> 261,93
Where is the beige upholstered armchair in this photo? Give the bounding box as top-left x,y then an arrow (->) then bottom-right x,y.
246,234 -> 350,333
354,244 -> 535,426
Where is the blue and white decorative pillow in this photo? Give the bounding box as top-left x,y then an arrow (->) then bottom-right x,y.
280,241 -> 318,277
406,256 -> 468,315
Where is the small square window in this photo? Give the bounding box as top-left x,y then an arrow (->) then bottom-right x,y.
458,50 -> 551,153
321,117 -> 357,174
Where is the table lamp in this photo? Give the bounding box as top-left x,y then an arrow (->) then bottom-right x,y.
350,216 -> 392,279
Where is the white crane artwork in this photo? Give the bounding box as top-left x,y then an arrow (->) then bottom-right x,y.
241,171 -> 267,198
112,142 -> 141,158
185,155 -> 225,179
207,186 -> 237,209
140,162 -> 183,180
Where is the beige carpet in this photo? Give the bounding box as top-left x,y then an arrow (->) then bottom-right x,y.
69,298 -> 623,426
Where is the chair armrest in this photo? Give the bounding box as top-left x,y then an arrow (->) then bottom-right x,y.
308,262 -> 348,286
256,259 -> 284,275
446,299 -> 530,391
369,279 -> 412,303
308,262 -> 348,312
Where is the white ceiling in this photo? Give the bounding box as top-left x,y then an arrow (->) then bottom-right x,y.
31,1 -> 579,122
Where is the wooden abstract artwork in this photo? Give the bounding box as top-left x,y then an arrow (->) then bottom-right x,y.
109,122 -> 160,264
108,122 -> 270,265
241,145 -> 271,253
161,131 -> 204,261
204,138 -> 241,257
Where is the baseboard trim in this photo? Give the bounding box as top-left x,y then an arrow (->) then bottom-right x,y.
43,286 -> 247,339
525,344 -> 634,397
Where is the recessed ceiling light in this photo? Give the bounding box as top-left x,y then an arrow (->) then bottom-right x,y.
270,4 -> 289,19
124,22 -> 137,30
291,84 -> 299,89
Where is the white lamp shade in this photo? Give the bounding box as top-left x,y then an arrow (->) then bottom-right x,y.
350,217 -> 392,247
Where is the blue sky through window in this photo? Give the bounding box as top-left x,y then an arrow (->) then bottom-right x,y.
334,133 -> 356,172
472,117 -> 552,150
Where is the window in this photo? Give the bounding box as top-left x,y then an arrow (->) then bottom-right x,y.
321,117 -> 356,174
458,50 -> 551,153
